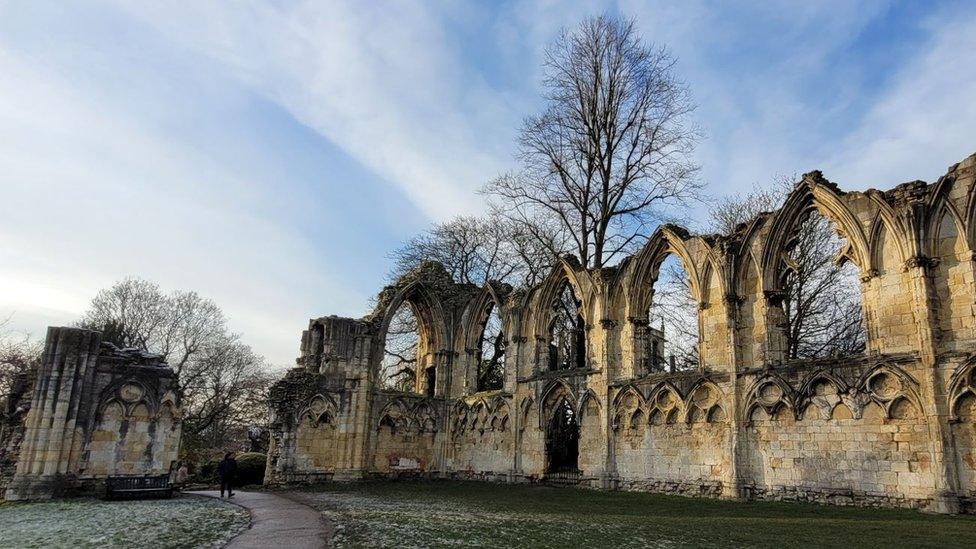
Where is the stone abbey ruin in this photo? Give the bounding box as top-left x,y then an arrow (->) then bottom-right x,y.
4,153 -> 976,515
4,327 -> 181,500
265,152 -> 976,514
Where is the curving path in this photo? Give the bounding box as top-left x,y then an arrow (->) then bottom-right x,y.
190,490 -> 331,549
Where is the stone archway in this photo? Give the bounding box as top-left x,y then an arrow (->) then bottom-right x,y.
545,399 -> 579,475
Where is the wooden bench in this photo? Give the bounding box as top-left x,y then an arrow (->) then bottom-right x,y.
104,474 -> 174,500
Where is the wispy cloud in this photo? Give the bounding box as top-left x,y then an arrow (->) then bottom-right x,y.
1,1 -> 973,366
115,1 -> 521,220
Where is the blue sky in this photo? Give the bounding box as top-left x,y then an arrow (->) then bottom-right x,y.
1,1 -> 974,366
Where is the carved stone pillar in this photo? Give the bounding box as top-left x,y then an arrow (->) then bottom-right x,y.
723,292 -> 746,499
7,328 -> 101,500
905,255 -> 961,513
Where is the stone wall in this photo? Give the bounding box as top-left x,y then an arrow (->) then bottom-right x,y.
266,152 -> 976,513
4,327 -> 181,501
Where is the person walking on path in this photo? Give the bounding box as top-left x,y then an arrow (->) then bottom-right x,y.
218,452 -> 237,498
175,462 -> 189,488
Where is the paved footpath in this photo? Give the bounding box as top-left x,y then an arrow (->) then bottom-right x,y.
190,491 -> 331,549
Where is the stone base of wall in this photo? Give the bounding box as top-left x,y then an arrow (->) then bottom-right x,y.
265,471 -> 336,487
616,477 -> 726,498
743,483 -> 929,510
266,470 -> 976,515
4,474 -> 103,501
447,470 -> 516,483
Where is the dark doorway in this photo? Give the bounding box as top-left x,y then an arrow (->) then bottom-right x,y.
425,366 -> 436,397
545,400 -> 579,473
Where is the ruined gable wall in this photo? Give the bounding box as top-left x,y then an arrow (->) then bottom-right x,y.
5,327 -> 182,501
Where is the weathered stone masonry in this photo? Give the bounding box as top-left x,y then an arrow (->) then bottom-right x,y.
4,327 -> 182,500
266,153 -> 976,513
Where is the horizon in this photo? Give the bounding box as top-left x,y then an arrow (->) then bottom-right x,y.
2,1 -> 975,367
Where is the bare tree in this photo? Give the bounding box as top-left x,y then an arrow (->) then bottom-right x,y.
390,215 -> 559,289
709,180 -> 866,360
79,278 -> 272,460
0,320 -> 40,409
485,15 -> 701,269
379,303 -> 419,392
0,319 -> 42,472
476,305 -> 505,391
647,258 -> 699,370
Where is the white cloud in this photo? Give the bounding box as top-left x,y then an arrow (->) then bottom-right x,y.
823,5 -> 976,188
2,0 -> 974,368
114,0 -> 520,220
0,46 -> 363,366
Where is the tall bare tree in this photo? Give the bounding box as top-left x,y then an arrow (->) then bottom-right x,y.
485,15 -> 701,269
79,278 -> 272,461
709,179 -> 866,360
0,320 -> 42,465
379,304 -> 419,392
647,258 -> 699,370
390,215 -> 560,289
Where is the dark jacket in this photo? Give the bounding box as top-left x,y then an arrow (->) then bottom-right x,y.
217,457 -> 237,479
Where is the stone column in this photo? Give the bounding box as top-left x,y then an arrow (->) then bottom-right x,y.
6,327 -> 101,501
723,293 -> 746,500
906,256 -> 961,513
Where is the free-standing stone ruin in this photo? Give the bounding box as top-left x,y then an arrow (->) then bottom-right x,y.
268,152 -> 976,513
3,327 -> 182,500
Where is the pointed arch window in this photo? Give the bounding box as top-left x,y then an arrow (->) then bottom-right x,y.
548,282 -> 585,371
380,302 -> 421,392
476,302 -> 505,391
777,209 -> 866,359
646,255 -> 699,372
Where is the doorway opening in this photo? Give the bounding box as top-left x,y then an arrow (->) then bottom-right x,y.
545,400 -> 579,474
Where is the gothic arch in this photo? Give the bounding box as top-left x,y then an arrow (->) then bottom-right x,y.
376,397 -> 413,432
518,396 -> 535,432
529,256 -> 591,337
458,283 -> 510,351
539,378 -> 577,429
948,359 -> 976,421
858,364 -> 923,420
298,393 -> 339,425
376,281 -> 448,360
966,178 -> 976,250
626,224 -> 704,317
458,283 -> 510,393
794,370 -> 850,420
927,201 -> 969,259
697,254 -> 728,309
95,379 -> 158,420
744,374 -> 796,423
646,382 -> 684,426
612,384 -> 647,412
372,276 -> 452,396
576,389 -> 602,427
683,379 -> 727,424
760,174 -> 870,294
867,211 -> 908,274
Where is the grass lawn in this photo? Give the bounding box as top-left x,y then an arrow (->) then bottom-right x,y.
0,494 -> 248,548
289,480 -> 976,548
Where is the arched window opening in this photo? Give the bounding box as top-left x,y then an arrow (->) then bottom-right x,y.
545,400 -> 579,474
933,211 -> 974,348
779,210 -> 866,359
476,303 -> 505,392
647,255 -> 699,372
380,303 -> 421,392
548,282 -> 585,371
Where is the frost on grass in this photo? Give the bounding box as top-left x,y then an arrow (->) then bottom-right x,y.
290,482 -> 976,549
295,486 -> 686,549
0,495 -> 248,549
